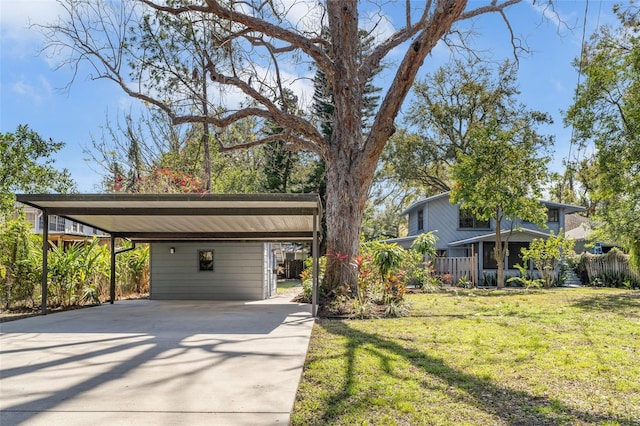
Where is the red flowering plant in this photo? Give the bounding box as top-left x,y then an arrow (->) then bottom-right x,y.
134,168 -> 205,194
351,253 -> 376,304
324,251 -> 353,298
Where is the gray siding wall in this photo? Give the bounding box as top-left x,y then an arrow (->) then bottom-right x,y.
408,197 -> 565,252
423,198 -> 494,251
150,242 -> 265,300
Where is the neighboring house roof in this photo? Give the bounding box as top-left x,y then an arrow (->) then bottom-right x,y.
565,224 -> 591,241
564,213 -> 590,232
540,201 -> 586,215
448,228 -> 552,247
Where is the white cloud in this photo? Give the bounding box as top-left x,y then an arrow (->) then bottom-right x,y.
0,0 -> 63,40
279,0 -> 325,33
11,73 -> 53,104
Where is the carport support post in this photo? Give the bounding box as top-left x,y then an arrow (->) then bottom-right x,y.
110,236 -> 116,304
41,211 -> 48,315
312,212 -> 319,317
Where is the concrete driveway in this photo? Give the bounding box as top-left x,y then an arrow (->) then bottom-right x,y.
0,296 -> 314,425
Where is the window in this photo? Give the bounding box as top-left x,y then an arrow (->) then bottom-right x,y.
25,211 -> 36,226
198,250 -> 215,271
459,208 -> 490,229
508,242 -> 529,269
483,242 -> 498,269
45,215 -> 66,232
417,209 -> 424,231
547,208 -> 559,223
71,222 -> 84,233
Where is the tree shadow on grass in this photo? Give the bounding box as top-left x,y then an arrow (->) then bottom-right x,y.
309,320 -> 636,426
570,291 -> 640,316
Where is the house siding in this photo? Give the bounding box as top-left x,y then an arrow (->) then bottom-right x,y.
416,197 -> 494,252
150,242 -> 265,300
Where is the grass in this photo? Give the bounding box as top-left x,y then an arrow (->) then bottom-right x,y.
292,288 -> 640,425
277,278 -> 302,294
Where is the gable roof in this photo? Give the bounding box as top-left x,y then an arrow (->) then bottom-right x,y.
400,192 -> 450,216
16,193 -> 322,242
400,192 -> 586,216
448,228 -> 552,246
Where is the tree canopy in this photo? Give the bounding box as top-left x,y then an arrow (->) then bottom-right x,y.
383,58 -> 533,196
0,125 -> 76,214
565,1 -> 640,268
451,118 -> 551,288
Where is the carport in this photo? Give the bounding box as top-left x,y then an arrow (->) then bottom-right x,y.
16,193 -> 322,315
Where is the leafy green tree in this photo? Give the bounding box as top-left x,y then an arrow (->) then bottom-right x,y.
549,156 -> 599,217
41,0 -> 534,296
520,231 -> 575,288
0,214 -> 41,309
361,199 -> 405,241
451,119 -> 551,288
0,125 -> 76,213
411,231 -> 438,259
383,58 -> 547,195
565,2 -> 640,269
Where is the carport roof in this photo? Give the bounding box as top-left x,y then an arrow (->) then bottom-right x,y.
16,193 -> 322,242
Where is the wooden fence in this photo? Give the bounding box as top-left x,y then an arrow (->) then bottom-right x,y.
278,259 -> 304,279
433,255 -> 478,285
583,250 -> 639,281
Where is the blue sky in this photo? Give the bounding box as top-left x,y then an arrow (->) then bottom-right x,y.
0,0 -> 617,193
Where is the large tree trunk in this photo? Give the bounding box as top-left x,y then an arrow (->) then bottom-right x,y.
322,0 -> 367,296
323,148 -> 373,297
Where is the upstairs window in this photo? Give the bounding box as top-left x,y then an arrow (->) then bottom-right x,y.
417,209 -> 424,231
459,208 -> 490,229
547,208 -> 559,223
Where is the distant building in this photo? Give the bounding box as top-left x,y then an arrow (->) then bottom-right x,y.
564,216 -> 617,254
20,204 -> 106,246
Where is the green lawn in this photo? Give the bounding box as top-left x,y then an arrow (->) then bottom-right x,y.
277,278 -> 302,294
292,288 -> 640,425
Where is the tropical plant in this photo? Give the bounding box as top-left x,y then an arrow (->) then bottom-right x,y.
507,264 -> 543,289
520,231 -> 575,288
370,242 -> 405,280
410,231 -> 438,259
0,214 -> 41,309
457,274 -> 474,289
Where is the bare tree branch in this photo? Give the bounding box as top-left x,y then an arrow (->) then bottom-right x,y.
140,0 -> 334,74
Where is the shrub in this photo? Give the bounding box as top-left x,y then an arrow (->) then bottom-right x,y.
482,272 -> 497,287
521,231 -> 574,288
300,256 -> 326,301
457,274 -> 474,289
507,264 -> 543,289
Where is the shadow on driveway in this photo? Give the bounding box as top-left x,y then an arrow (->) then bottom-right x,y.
0,298 -> 313,425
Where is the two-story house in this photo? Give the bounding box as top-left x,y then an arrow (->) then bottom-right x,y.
388,192 -> 585,285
